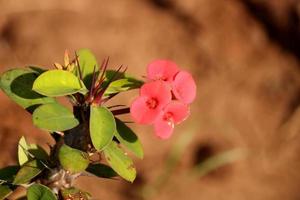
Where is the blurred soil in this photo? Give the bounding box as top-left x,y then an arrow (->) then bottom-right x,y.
1,0 -> 300,199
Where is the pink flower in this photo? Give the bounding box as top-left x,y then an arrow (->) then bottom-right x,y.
130,81 -> 171,124
130,59 -> 196,139
147,60 -> 196,104
147,60 -> 179,83
172,71 -> 196,104
154,102 -> 189,139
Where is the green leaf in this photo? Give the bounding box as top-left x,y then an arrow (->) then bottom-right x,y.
0,185 -> 12,200
0,68 -> 55,110
61,187 -> 90,200
86,163 -> 117,179
114,119 -> 143,159
103,141 -> 136,182
104,78 -> 143,96
76,49 -> 98,89
27,184 -> 57,200
13,160 -> 44,185
0,166 -> 19,184
58,144 -> 89,173
32,70 -> 87,97
33,103 -> 79,132
105,70 -> 143,86
28,66 -> 47,74
18,137 -> 29,165
18,137 -> 48,165
90,106 -> 116,151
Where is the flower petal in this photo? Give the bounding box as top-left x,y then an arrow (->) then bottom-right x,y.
130,96 -> 161,124
172,71 -> 196,104
154,118 -> 174,139
147,60 -> 179,82
140,81 -> 171,108
164,101 -> 190,124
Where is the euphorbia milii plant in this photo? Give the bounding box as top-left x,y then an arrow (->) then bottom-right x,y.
0,50 -> 195,200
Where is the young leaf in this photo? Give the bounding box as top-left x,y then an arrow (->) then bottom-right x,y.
104,78 -> 143,96
33,103 -> 79,132
0,166 -> 19,184
114,119 -> 144,159
0,185 -> 13,200
76,49 -> 99,89
18,137 -> 29,165
90,106 -> 116,151
86,163 -> 117,179
58,144 -> 89,173
103,141 -> 136,182
13,160 -> 44,185
27,184 -> 57,200
0,68 -> 55,110
18,137 -> 48,166
61,187 -> 90,200
32,70 -> 87,97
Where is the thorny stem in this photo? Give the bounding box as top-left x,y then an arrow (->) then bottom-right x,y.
93,64 -> 127,105
86,65 -> 97,103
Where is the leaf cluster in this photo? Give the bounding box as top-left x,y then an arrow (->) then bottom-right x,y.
0,49 -> 144,200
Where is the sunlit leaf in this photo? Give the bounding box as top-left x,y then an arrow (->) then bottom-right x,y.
0,185 -> 12,200
61,187 -> 90,200
18,137 -> 29,166
114,119 -> 143,159
58,144 -> 89,173
103,141 -> 136,182
18,137 -> 48,166
104,78 -> 143,96
86,163 -> 117,179
76,49 -> 98,89
33,103 -> 79,132
13,160 -> 44,185
32,69 -> 87,97
27,184 -> 57,200
90,106 -> 115,151
0,68 -> 55,110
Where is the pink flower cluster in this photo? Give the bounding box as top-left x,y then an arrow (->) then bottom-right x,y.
130,60 -> 196,139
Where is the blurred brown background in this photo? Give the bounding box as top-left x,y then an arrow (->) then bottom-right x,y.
1,0 -> 300,199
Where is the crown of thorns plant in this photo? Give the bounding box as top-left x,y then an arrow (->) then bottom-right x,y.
0,49 -> 196,200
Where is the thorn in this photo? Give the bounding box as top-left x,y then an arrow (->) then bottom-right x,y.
123,121 -> 134,124
93,57 -> 110,97
87,65 -> 97,103
64,49 -> 70,67
54,62 -> 63,70
97,57 -> 110,86
111,107 -> 130,115
107,104 -> 127,109
93,64 -> 126,105
75,51 -> 83,81
101,93 -> 118,104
